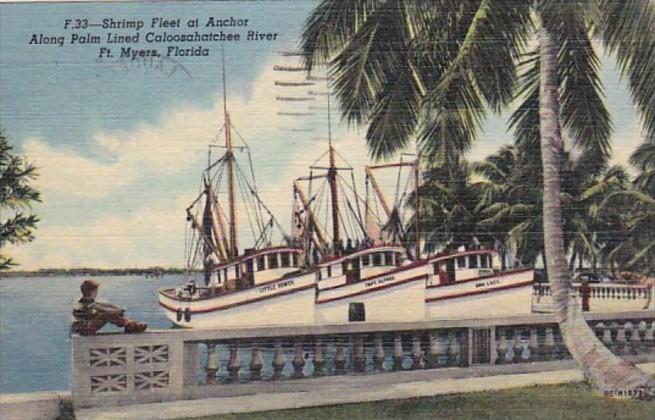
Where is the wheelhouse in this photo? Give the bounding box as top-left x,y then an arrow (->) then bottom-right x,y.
198,247 -> 302,294
316,245 -> 406,290
427,249 -> 500,285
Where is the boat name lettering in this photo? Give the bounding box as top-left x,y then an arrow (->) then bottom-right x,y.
475,279 -> 501,288
258,280 -> 295,294
365,275 -> 395,288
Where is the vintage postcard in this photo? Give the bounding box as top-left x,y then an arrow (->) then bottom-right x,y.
1,0 -> 654,419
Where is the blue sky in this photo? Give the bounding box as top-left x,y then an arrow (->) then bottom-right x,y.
0,1 -> 645,269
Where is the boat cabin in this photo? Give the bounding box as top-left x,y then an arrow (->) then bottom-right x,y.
206,247 -> 302,291
427,249 -> 500,286
316,245 -> 406,290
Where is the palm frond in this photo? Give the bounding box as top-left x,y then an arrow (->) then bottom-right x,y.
600,0 -> 655,140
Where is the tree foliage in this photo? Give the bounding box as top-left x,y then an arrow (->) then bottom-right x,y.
0,132 -> 41,270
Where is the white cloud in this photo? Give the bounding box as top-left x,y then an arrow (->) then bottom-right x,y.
8,53 -> 387,269
22,54 -> 316,200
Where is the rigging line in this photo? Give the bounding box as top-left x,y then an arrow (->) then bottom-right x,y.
235,162 -> 266,243
205,155 -> 228,178
394,156 -> 404,209
341,189 -> 355,241
337,196 -> 354,241
305,169 -> 313,251
351,171 -> 364,226
209,126 -> 226,146
332,148 -> 355,170
335,175 -> 357,237
336,172 -> 368,211
311,150 -> 329,167
232,158 -> 290,238
233,158 -> 272,234
311,179 -> 329,241
235,170 -> 258,247
341,183 -> 367,237
226,130 -> 265,236
341,179 -> 365,238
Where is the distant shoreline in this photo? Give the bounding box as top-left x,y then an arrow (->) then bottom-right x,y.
0,267 -> 188,278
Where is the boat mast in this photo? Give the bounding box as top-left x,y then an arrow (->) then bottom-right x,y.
326,84 -> 340,255
222,49 -> 238,258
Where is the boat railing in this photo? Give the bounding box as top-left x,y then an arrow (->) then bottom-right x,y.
71,311 -> 655,409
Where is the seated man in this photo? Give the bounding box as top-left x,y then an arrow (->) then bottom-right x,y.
71,279 -> 147,335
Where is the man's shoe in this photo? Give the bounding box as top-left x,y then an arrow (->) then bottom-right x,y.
125,321 -> 147,333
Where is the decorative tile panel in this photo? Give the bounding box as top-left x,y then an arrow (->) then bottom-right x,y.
90,374 -> 127,393
135,370 -> 170,390
135,345 -> 169,364
89,347 -> 127,368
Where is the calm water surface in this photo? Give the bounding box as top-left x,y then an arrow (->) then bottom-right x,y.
0,274 -> 182,393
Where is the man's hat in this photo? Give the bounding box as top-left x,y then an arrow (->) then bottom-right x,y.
81,279 -> 100,297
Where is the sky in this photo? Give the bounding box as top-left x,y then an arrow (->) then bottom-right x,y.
0,0 -> 647,270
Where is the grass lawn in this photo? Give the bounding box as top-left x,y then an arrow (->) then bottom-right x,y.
187,381 -> 655,420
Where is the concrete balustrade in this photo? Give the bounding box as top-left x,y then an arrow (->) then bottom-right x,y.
71,311 -> 655,409
533,283 -> 654,313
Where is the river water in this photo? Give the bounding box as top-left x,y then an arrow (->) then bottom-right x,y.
0,274 -> 183,393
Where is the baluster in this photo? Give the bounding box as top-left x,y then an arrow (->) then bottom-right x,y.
313,338 -> 325,376
644,321 -> 655,348
372,334 -> 385,371
393,334 -> 404,370
529,328 -> 539,362
411,333 -> 423,369
228,343 -> 241,382
601,322 -> 613,347
352,335 -> 366,372
630,321 -> 642,354
249,346 -> 263,381
447,330 -> 460,366
427,332 -> 439,368
496,328 -> 509,364
544,327 -> 556,360
291,340 -> 306,378
205,342 -> 219,384
623,322 -> 634,355
615,323 -> 628,355
594,322 -> 604,339
272,340 -> 286,380
512,330 -> 523,363
334,339 -> 347,375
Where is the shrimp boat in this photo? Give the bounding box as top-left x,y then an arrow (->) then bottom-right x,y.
309,158 -> 535,324
158,74 -> 316,329
159,56 -> 534,328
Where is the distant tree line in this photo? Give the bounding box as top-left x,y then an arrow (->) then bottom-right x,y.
0,266 -> 188,278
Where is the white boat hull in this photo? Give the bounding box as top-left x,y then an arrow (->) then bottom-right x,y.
425,268 -> 534,319
159,273 -> 316,329
316,263 -> 428,324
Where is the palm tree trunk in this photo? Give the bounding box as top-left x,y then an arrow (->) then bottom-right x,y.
537,20 -> 655,397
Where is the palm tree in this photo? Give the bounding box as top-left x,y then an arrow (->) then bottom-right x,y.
473,145 -> 545,266
630,141 -> 655,197
406,159 -> 485,253
0,132 -> 40,270
301,0 -> 655,395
